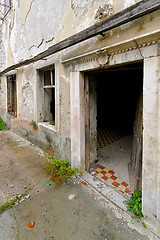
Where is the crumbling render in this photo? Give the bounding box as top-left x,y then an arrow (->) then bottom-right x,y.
94,3 -> 113,23
0,0 -> 160,76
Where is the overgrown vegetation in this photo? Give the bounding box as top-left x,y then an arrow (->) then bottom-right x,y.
124,190 -> 143,217
30,120 -> 38,130
0,117 -> 9,130
124,190 -> 147,228
50,121 -> 55,126
0,189 -> 31,215
43,154 -> 79,184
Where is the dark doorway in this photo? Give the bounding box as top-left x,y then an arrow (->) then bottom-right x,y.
85,62 -> 143,195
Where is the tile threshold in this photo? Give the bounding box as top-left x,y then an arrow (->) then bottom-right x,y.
79,171 -> 130,213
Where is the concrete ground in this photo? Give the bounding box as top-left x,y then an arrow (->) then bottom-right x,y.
0,130 -> 158,240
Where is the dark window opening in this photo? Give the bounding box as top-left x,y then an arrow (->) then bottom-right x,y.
7,74 -> 17,116
43,69 -> 55,123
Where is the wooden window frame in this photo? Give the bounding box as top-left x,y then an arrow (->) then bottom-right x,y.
43,68 -> 55,123
7,74 -> 17,116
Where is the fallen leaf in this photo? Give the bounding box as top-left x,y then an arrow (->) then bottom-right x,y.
27,221 -> 35,228
81,181 -> 87,185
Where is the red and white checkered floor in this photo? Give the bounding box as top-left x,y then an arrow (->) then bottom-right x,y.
91,164 -> 132,196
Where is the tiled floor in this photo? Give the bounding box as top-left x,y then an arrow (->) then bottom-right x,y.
91,164 -> 132,196
97,127 -> 129,149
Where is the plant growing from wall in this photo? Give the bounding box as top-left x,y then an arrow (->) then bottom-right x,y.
43,154 -> 78,184
124,190 -> 143,217
50,121 -> 55,126
124,190 -> 147,228
0,117 -> 9,130
30,120 -> 38,130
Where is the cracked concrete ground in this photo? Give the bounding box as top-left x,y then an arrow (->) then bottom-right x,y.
0,130 -> 158,240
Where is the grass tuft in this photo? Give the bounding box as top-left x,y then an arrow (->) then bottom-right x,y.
0,189 -> 31,215
30,120 -> 38,130
0,117 -> 9,130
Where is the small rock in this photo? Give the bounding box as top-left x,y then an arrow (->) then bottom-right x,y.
68,194 -> 76,200
10,185 -> 14,188
25,194 -> 30,199
24,186 -> 27,189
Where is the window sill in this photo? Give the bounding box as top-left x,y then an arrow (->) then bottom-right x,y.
38,122 -> 57,132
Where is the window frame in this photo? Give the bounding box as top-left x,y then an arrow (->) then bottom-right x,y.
35,57 -> 59,132
2,0 -> 13,18
7,74 -> 17,117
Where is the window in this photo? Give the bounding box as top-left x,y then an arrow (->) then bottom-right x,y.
7,74 -> 17,116
43,68 -> 55,123
4,0 -> 12,15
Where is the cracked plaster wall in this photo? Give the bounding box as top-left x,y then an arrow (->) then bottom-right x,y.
17,66 -> 35,122
0,0 -> 145,70
0,0 -> 159,145
71,0 -> 100,19
0,0 -> 159,140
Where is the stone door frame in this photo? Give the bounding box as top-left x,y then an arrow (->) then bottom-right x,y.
65,40 -> 160,233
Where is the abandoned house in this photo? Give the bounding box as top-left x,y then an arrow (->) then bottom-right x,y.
0,0 -> 160,236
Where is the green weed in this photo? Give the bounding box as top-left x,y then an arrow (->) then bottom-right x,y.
124,190 -> 144,217
43,154 -> 78,184
50,121 -> 55,126
124,190 -> 147,228
30,120 -> 38,130
0,117 -> 9,130
0,189 -> 31,215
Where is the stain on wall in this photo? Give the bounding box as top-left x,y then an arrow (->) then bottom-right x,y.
21,83 -> 34,121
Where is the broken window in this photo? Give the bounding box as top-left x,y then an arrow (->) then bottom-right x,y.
7,74 -> 17,116
43,68 -> 55,123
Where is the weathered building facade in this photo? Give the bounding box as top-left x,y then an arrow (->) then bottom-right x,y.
0,0 -> 160,236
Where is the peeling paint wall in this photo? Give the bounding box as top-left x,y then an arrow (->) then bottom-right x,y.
0,0 -> 147,70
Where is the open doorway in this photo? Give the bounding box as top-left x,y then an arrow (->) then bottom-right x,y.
85,62 -> 143,196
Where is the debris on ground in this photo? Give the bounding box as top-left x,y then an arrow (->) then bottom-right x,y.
81,181 -> 87,185
68,194 -> 76,200
27,221 -> 35,228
